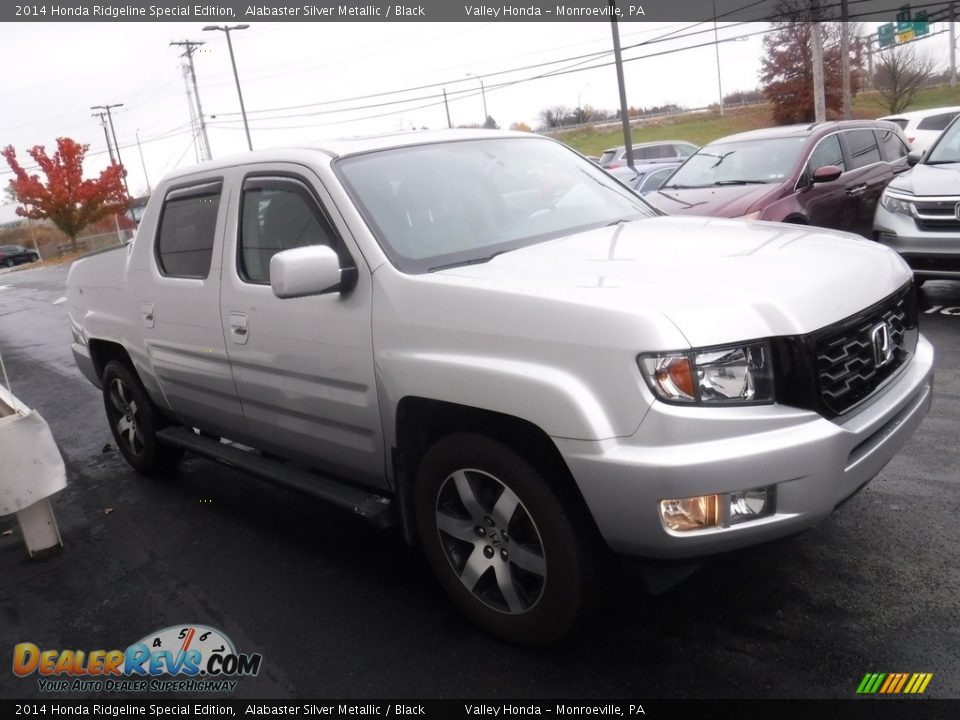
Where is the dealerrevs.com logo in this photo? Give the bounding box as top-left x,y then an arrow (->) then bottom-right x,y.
13,625 -> 262,693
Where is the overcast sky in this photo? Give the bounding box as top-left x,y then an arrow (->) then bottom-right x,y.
0,20 -> 951,199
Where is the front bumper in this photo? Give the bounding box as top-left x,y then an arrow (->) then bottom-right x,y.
557,335 -> 934,559
874,205 -> 960,279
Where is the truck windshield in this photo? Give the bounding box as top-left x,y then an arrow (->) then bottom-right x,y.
662,137 -> 807,189
335,137 -> 656,274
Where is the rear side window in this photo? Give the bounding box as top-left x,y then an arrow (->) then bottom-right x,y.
636,144 -> 674,160
808,134 -> 845,173
675,144 -> 696,157
239,177 -> 338,284
885,118 -> 908,130
599,150 -> 617,165
156,181 -> 222,279
917,112 -> 959,132
844,130 -> 882,169
876,129 -> 909,162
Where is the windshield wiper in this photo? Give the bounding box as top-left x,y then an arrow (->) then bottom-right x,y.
660,183 -> 698,189
713,179 -> 768,185
428,251 -> 508,273
924,159 -> 960,165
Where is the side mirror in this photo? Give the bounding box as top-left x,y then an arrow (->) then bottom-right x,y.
270,245 -> 355,299
906,150 -> 923,166
811,165 -> 842,183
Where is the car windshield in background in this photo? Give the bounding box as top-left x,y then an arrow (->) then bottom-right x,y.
663,137 -> 807,188
925,120 -> 960,164
336,138 -> 657,274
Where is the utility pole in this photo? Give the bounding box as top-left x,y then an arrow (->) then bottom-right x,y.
204,25 -> 253,151
841,0 -> 852,120
135,131 -> 151,196
91,103 -> 129,196
951,3 -> 957,90
443,88 -> 452,128
92,112 -> 116,163
609,0 -> 634,168
713,0 -> 724,116
466,73 -> 488,124
181,65 -> 200,163
810,1 -> 826,123
865,35 -> 874,88
170,40 -> 211,161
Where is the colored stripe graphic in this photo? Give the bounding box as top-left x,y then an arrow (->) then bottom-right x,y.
857,672 -> 933,694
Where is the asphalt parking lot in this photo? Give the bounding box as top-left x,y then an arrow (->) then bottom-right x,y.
1,263 -> 958,699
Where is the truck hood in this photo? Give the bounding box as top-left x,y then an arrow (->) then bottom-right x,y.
433,215 -> 911,348
886,162 -> 960,197
645,183 -> 782,218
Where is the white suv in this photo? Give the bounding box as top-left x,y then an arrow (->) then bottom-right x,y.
880,106 -> 960,153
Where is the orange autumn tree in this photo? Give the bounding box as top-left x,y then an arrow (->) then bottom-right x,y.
3,137 -> 129,251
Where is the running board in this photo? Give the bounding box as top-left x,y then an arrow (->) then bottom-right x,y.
157,426 -> 396,529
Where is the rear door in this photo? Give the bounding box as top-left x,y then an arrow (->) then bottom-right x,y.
142,177 -> 245,436
838,129 -> 888,237
218,165 -> 385,487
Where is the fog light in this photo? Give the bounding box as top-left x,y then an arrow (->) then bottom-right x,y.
728,486 -> 774,525
660,494 -> 720,532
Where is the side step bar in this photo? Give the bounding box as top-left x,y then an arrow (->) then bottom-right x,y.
157,426 -> 396,529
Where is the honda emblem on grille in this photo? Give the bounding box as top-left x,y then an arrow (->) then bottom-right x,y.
870,322 -> 894,368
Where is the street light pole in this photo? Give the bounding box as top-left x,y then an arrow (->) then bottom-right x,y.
91,103 -> 129,196
466,73 -> 488,124
713,0 -> 724,116
204,24 -> 253,151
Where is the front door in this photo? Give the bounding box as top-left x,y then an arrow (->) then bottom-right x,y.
218,166 -> 385,487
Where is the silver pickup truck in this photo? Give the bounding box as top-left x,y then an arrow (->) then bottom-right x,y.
67,130 -> 934,645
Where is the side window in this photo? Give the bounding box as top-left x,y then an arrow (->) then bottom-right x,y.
156,181 -> 222,279
675,144 -> 696,157
844,129 -> 882,169
808,134 -> 845,173
876,129 -> 909,162
239,177 -> 338,284
639,167 -> 674,193
917,112 -> 959,132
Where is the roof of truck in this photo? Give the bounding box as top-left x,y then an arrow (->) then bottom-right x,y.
162,129 -> 534,182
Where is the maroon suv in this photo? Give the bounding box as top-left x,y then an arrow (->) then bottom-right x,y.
646,120 -> 911,237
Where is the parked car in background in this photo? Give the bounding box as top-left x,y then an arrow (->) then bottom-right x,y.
646,120 -> 911,237
875,113 -> 960,284
598,140 -> 697,169
880,106 -> 960,153
0,245 -> 40,268
608,161 -> 682,195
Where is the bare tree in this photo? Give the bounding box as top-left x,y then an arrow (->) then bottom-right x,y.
874,46 -> 940,114
538,105 -> 570,129
3,180 -> 17,205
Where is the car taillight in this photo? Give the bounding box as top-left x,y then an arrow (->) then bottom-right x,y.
607,162 -> 620,169
908,137 -> 916,143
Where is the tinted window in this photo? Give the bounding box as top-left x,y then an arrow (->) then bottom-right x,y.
844,130 -> 882,169
599,150 -> 617,165
885,118 -> 908,130
639,167 -> 675,193
636,144 -> 674,160
917,112 -> 959,132
156,182 -> 221,278
808,134 -> 845,173
876,129 -> 908,162
239,178 -> 337,284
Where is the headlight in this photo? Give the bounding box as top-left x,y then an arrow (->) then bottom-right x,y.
880,191 -> 914,216
639,342 -> 774,405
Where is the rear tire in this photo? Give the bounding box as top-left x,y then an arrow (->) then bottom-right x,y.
414,432 -> 607,646
2,258 -> 13,268
101,360 -> 182,475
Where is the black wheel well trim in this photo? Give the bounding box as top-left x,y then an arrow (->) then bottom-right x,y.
87,339 -> 135,383
392,396 -> 604,548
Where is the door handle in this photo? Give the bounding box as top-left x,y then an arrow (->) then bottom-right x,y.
228,312 -> 249,345
846,185 -> 867,196
141,302 -> 155,329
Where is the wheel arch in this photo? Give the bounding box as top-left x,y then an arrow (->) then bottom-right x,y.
392,397 -> 603,547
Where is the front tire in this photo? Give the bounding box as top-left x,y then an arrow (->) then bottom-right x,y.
414,432 -> 606,645
101,360 -> 181,475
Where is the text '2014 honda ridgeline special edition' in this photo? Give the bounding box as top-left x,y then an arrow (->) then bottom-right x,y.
67,130 -> 934,644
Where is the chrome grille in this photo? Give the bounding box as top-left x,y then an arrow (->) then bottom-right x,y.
914,198 -> 960,231
815,290 -> 914,416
